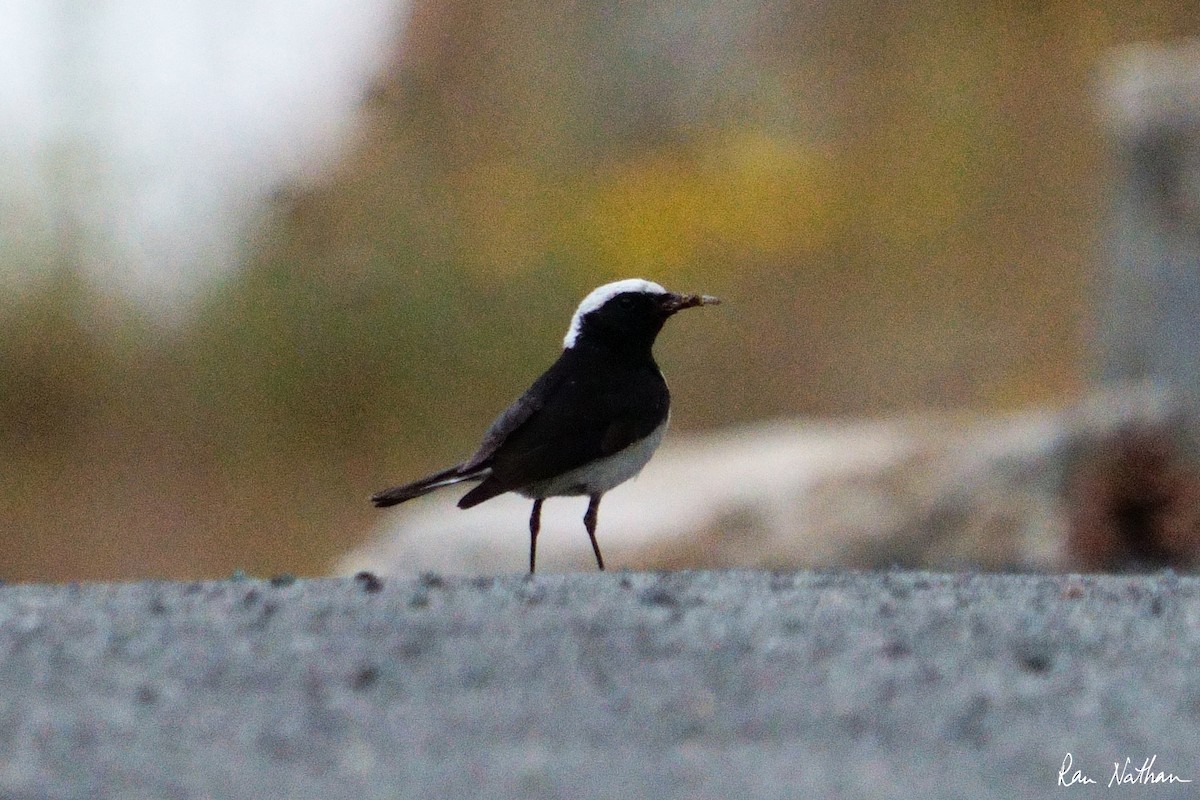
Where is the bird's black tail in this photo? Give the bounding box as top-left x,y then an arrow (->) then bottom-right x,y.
370,463 -> 485,507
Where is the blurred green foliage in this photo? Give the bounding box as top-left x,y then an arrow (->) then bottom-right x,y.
4,0 -> 1200,581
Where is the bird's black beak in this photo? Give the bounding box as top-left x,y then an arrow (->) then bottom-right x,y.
660,292 -> 721,315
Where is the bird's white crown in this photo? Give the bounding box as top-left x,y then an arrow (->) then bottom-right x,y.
562,278 -> 667,349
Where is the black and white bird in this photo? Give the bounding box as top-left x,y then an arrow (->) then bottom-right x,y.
371,278 -> 719,572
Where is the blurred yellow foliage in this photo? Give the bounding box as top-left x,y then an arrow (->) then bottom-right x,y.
451,129 -> 838,280
453,161 -> 555,274
583,131 -> 838,276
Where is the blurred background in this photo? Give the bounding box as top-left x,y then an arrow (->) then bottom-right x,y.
4,0 -> 1200,582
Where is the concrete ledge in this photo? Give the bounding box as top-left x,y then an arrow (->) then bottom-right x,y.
1,570 -> 1197,799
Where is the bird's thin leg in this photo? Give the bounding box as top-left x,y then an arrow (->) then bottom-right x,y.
584,494 -> 605,571
529,498 -> 544,574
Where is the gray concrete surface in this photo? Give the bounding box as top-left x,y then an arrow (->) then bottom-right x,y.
0,569 -> 1198,799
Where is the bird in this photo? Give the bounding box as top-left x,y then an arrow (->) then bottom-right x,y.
371,278 -> 720,573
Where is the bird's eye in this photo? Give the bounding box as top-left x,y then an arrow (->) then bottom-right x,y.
619,296 -> 634,307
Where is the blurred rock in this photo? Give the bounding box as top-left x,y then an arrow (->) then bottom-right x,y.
1068,424 -> 1200,571
338,383 -> 1200,575
1098,39 -> 1200,436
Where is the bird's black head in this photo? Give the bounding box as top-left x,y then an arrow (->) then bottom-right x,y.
563,278 -> 719,355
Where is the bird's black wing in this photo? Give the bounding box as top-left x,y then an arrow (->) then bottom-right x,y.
459,356 -> 569,473
370,359 -> 568,509
457,354 -> 669,507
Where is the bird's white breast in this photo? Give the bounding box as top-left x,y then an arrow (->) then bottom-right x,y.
520,416 -> 669,499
